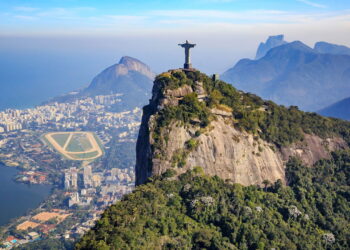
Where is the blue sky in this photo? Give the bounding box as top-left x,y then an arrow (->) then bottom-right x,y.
0,0 -> 350,110
1,0 -> 350,73
1,0 -> 350,35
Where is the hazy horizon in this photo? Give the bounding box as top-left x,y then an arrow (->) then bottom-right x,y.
1,0 -> 350,110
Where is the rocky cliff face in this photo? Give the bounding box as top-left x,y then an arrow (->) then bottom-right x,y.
136,69 -> 348,186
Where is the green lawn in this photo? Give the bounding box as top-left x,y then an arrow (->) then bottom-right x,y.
66,133 -> 93,152
43,132 -> 103,161
67,151 -> 99,160
51,133 -> 70,148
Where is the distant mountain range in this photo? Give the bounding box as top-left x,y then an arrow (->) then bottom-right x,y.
319,97 -> 350,120
51,56 -> 155,111
49,38 -> 350,115
314,41 -> 350,56
255,34 -> 287,59
222,36 -> 350,111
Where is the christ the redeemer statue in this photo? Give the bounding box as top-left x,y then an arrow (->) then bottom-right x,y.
178,40 -> 196,69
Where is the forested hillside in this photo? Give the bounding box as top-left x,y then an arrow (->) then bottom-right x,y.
149,70 -> 350,148
77,150 -> 350,249
77,70 -> 350,249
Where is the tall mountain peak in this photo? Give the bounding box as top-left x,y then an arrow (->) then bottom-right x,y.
118,56 -> 155,79
255,34 -> 288,59
119,55 -> 140,64
283,40 -> 313,51
135,69 -> 348,186
262,41 -> 315,59
77,56 -> 155,111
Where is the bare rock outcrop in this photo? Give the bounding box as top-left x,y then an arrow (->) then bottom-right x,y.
281,134 -> 347,166
154,116 -> 285,186
138,114 -> 346,186
136,70 -> 348,186
159,85 -> 193,108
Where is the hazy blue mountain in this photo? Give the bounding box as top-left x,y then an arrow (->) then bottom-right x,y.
255,34 -> 288,59
52,56 -> 155,111
84,56 -> 154,94
314,41 -> 350,56
318,97 -> 350,120
222,41 -> 350,111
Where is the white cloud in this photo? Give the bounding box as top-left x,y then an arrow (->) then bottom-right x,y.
13,15 -> 37,20
151,9 -> 287,19
34,7 -> 96,19
37,8 -> 74,17
149,9 -> 342,24
3,6 -> 350,45
14,6 -> 39,12
296,0 -> 327,9
197,0 -> 236,2
105,15 -> 148,23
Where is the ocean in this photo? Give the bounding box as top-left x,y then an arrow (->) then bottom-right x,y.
0,44 -> 119,111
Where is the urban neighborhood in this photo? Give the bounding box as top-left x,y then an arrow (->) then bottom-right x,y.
0,94 -> 140,249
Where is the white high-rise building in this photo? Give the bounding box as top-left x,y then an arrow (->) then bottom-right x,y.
83,165 -> 93,188
64,168 -> 78,189
68,192 -> 80,207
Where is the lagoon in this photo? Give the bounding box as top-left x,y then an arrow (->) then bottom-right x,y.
0,164 -> 51,227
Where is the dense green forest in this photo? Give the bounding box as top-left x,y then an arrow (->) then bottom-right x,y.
151,70 -> 350,150
75,71 -> 350,249
76,150 -> 350,249
13,239 -> 73,250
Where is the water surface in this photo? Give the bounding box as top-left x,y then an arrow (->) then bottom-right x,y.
0,164 -> 51,226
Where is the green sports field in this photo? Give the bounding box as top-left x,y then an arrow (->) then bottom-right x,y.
51,133 -> 70,148
66,133 -> 93,152
43,132 -> 103,161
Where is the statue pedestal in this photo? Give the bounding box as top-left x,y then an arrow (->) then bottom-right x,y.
184,63 -> 192,69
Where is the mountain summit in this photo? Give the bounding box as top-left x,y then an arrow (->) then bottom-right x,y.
80,56 -> 155,111
49,56 -> 155,111
255,34 -> 287,59
84,56 -> 154,95
135,69 -> 349,186
117,56 -> 155,79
